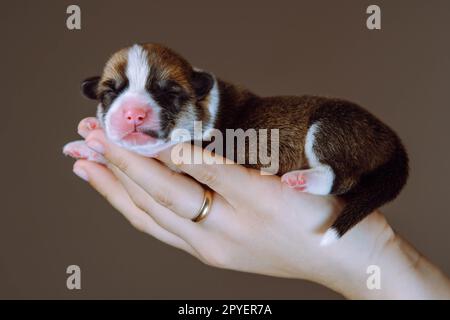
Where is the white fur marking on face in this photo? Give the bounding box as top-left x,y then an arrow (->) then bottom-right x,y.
304,123 -> 335,195
103,44 -> 163,151
175,106 -> 197,136
103,89 -> 162,146
126,44 -> 150,93
96,104 -> 105,127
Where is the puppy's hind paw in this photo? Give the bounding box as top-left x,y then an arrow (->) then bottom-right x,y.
63,140 -> 106,164
281,170 -> 308,191
281,168 -> 334,195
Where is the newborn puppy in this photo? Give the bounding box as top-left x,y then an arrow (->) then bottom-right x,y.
64,43 -> 409,245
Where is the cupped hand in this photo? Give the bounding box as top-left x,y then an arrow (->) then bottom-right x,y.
67,117 -> 411,298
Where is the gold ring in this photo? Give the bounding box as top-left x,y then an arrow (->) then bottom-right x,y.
192,188 -> 213,223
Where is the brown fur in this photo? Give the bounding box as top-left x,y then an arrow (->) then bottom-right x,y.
98,48 -> 128,93
142,43 -> 194,91
209,80 -> 409,236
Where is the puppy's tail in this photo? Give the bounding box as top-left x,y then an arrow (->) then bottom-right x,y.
320,144 -> 409,246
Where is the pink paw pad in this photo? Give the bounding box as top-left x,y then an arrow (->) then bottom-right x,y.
69,150 -> 83,158
282,172 -> 308,191
63,141 -> 85,158
63,140 -> 106,164
85,119 -> 98,130
78,117 -> 100,138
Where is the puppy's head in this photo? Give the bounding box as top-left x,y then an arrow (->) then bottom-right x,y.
82,43 -> 217,155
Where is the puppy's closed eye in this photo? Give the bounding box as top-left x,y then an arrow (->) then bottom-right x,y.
99,79 -> 129,106
151,80 -> 189,112
103,79 -> 128,94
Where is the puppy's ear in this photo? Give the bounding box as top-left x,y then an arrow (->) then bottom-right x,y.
81,76 -> 100,100
191,71 -> 214,100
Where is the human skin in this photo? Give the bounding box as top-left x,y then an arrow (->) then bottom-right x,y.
69,117 -> 450,299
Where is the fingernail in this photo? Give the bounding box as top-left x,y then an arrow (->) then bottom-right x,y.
73,167 -> 89,181
87,140 -> 105,154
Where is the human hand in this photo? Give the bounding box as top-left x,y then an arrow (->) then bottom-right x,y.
66,117 -> 450,299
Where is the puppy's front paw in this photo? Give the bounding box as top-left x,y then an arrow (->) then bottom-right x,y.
78,117 -> 101,138
63,140 -> 106,164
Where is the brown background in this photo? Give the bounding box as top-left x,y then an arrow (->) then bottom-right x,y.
0,0 -> 449,299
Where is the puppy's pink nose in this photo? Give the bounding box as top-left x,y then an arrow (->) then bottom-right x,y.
124,107 -> 148,126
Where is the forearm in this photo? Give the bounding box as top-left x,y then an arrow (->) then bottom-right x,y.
376,235 -> 450,300
315,211 -> 450,299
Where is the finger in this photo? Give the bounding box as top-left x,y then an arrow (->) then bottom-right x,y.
110,164 -> 232,257
78,117 -> 100,139
157,143 -> 259,206
85,130 -> 225,220
72,159 -> 198,256
108,164 -> 209,242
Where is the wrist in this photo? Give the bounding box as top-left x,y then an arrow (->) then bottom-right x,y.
313,211 -> 394,298
313,211 -> 450,299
